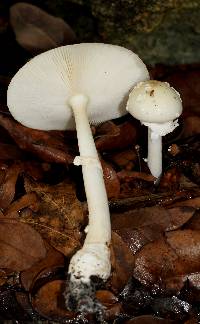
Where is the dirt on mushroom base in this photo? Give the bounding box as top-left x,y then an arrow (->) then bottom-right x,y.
0,64 -> 200,322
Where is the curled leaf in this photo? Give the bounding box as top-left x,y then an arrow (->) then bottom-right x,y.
10,2 -> 76,54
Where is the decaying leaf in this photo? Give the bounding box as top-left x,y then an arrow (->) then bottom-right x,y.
0,114 -> 74,164
0,218 -> 46,271
0,162 -> 22,210
111,232 -> 135,291
101,159 -> 120,199
96,290 -> 122,320
95,121 -> 139,152
20,245 -> 65,291
32,280 -> 73,320
133,230 -> 200,293
22,177 -> 85,255
10,2 -> 76,54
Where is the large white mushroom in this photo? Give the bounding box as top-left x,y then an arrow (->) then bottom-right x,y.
7,43 -> 149,311
126,80 -> 183,179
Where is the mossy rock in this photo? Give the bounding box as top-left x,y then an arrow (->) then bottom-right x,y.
8,0 -> 200,65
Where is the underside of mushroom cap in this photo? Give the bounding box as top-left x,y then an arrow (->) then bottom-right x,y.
7,43 -> 149,130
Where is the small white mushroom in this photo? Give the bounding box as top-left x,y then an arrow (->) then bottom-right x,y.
7,43 -> 149,310
126,80 -> 182,178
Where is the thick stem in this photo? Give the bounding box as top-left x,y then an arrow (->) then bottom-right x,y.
147,128 -> 162,178
67,94 -> 111,284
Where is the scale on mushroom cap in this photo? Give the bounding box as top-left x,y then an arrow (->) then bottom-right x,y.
7,43 -> 149,312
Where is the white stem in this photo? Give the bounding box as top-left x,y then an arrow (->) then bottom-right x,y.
147,128 -> 162,178
144,120 -> 179,179
68,94 -> 111,283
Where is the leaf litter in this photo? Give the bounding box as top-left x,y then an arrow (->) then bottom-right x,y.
0,11 -> 200,321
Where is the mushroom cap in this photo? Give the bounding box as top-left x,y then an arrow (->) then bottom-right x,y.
126,80 -> 182,123
7,43 -> 149,130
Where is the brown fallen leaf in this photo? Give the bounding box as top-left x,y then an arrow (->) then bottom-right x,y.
133,230 -> 200,293
0,114 -> 74,164
4,192 -> 39,216
112,207 -> 170,255
96,290 -> 122,321
0,162 -> 22,210
111,232 -> 135,291
20,245 -> 65,291
101,159 -> 120,199
10,3 -> 76,54
95,120 -> 138,152
22,177 -> 85,255
172,197 -> 200,208
0,218 -> 46,271
0,143 -> 23,160
32,280 -> 73,320
117,170 -> 155,182
107,149 -> 138,170
166,206 -> 195,231
24,177 -> 85,230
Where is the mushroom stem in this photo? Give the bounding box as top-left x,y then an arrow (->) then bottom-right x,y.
147,128 -> 162,178
68,94 -> 111,284
144,120 -> 179,178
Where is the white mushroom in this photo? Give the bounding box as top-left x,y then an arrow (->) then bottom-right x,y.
126,80 -> 183,179
7,43 -> 149,310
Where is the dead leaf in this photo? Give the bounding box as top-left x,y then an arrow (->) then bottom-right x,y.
117,170 -> 155,182
133,230 -> 200,293
0,162 -> 22,210
10,3 -> 76,54
166,206 -> 195,231
24,177 -> 85,230
111,232 -> 135,291
107,149 -> 138,170
4,192 -> 39,216
22,177 -> 84,255
0,218 -> 46,271
0,114 -> 74,164
0,143 -> 22,160
20,245 -> 65,291
95,121 -> 138,152
32,280 -> 73,320
96,290 -> 122,320
101,159 -> 120,199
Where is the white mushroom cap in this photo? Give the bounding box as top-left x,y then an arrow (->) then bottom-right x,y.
7,43 -> 149,131
126,80 -> 182,123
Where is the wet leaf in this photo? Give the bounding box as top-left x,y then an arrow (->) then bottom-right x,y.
133,230 -> 200,293
32,280 -> 73,320
111,206 -> 194,265
0,218 -> 46,271
20,245 -> 65,291
0,287 -> 31,321
10,2 -> 76,54
96,290 -> 122,319
111,232 -> 135,291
